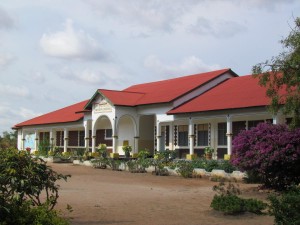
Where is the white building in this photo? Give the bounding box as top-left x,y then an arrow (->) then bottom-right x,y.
14,68 -> 288,159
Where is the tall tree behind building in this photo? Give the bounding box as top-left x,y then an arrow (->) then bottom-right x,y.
252,17 -> 300,128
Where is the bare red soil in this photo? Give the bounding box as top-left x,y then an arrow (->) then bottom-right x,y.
51,163 -> 273,225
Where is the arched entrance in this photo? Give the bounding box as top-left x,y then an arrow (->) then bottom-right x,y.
117,115 -> 136,155
93,116 -> 113,153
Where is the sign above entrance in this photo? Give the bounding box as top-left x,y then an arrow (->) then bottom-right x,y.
94,98 -> 112,113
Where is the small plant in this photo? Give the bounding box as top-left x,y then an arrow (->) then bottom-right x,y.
268,186 -> 300,225
92,157 -> 108,169
97,143 -> 107,158
204,146 -> 214,159
176,161 -> 194,178
210,181 -> 267,215
122,145 -> 132,158
108,159 -> 122,171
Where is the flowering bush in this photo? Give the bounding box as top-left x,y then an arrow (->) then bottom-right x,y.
231,123 -> 300,190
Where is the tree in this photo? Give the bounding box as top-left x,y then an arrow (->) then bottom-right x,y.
252,17 -> 300,128
0,130 -> 17,149
0,148 -> 70,224
231,123 -> 300,191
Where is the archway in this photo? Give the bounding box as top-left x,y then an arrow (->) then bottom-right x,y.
94,116 -> 113,153
117,115 -> 136,155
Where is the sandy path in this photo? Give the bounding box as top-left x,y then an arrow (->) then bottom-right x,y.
51,163 -> 273,225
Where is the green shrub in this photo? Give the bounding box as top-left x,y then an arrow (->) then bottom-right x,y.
244,198 -> 267,214
243,170 -> 264,184
268,186 -> 300,225
0,148 -> 70,224
211,194 -> 244,215
211,181 -> 266,215
176,161 -> 194,178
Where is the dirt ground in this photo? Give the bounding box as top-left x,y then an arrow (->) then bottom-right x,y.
51,163 -> 274,225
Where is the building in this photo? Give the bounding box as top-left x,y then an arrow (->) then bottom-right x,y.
14,68 -> 287,159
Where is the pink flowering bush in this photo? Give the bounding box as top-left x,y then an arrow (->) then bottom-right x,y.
231,123 -> 300,190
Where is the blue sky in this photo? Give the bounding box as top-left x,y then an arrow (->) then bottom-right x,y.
0,0 -> 299,134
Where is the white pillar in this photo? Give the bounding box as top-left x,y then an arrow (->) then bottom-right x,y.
273,113 -> 284,125
189,118 -> 195,155
226,115 -> 233,155
63,128 -> 68,153
84,120 -> 90,150
34,130 -> 39,151
50,129 -> 54,150
134,136 -> 139,154
156,121 -> 161,152
112,117 -> 118,154
21,130 -> 26,150
169,123 -> 174,150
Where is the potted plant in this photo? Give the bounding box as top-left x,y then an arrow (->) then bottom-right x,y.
204,146 -> 215,160
97,143 -> 107,158
122,145 -> 132,158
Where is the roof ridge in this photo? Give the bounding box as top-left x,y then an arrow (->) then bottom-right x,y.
99,89 -> 145,95
124,68 -> 231,90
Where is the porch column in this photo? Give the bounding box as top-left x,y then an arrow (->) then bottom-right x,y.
226,115 -> 233,156
50,129 -> 54,150
169,123 -> 174,150
21,130 -> 26,150
187,118 -> 196,160
112,116 -> 119,158
134,136 -> 139,154
34,130 -> 39,151
273,113 -> 284,125
156,120 -> 161,152
84,120 -> 90,150
91,127 -> 96,153
63,128 -> 68,153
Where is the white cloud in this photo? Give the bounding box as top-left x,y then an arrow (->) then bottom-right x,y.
40,19 -> 109,60
0,53 -> 15,67
0,84 -> 29,97
188,17 -> 246,38
0,104 -> 41,133
144,55 -> 221,77
59,67 -> 105,85
0,7 -> 14,30
84,0 -> 196,33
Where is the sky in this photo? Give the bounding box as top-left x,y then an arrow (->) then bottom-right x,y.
0,0 -> 299,134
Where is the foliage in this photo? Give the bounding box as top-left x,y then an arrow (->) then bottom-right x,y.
211,181 -> 267,215
0,131 -> 17,150
152,153 -> 169,176
252,17 -> 300,128
0,148 -> 70,224
92,157 -> 108,169
204,146 -> 215,155
122,145 -> 132,153
107,158 -> 122,171
127,150 -> 151,173
231,123 -> 300,190
38,139 -> 51,156
97,144 -> 107,158
268,186 -> 300,225
190,158 -> 237,173
176,161 -> 194,178
0,199 -> 70,225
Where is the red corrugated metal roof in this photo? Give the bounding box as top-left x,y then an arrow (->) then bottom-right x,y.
168,75 -> 272,114
14,100 -> 89,128
99,89 -> 145,106
123,68 -> 234,105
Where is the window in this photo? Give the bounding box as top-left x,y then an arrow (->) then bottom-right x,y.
248,120 -> 264,129
233,121 -> 246,138
197,124 -> 208,146
178,125 -> 188,146
105,129 -> 112,139
56,131 -> 64,146
79,131 -> 85,146
218,123 -> 227,146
